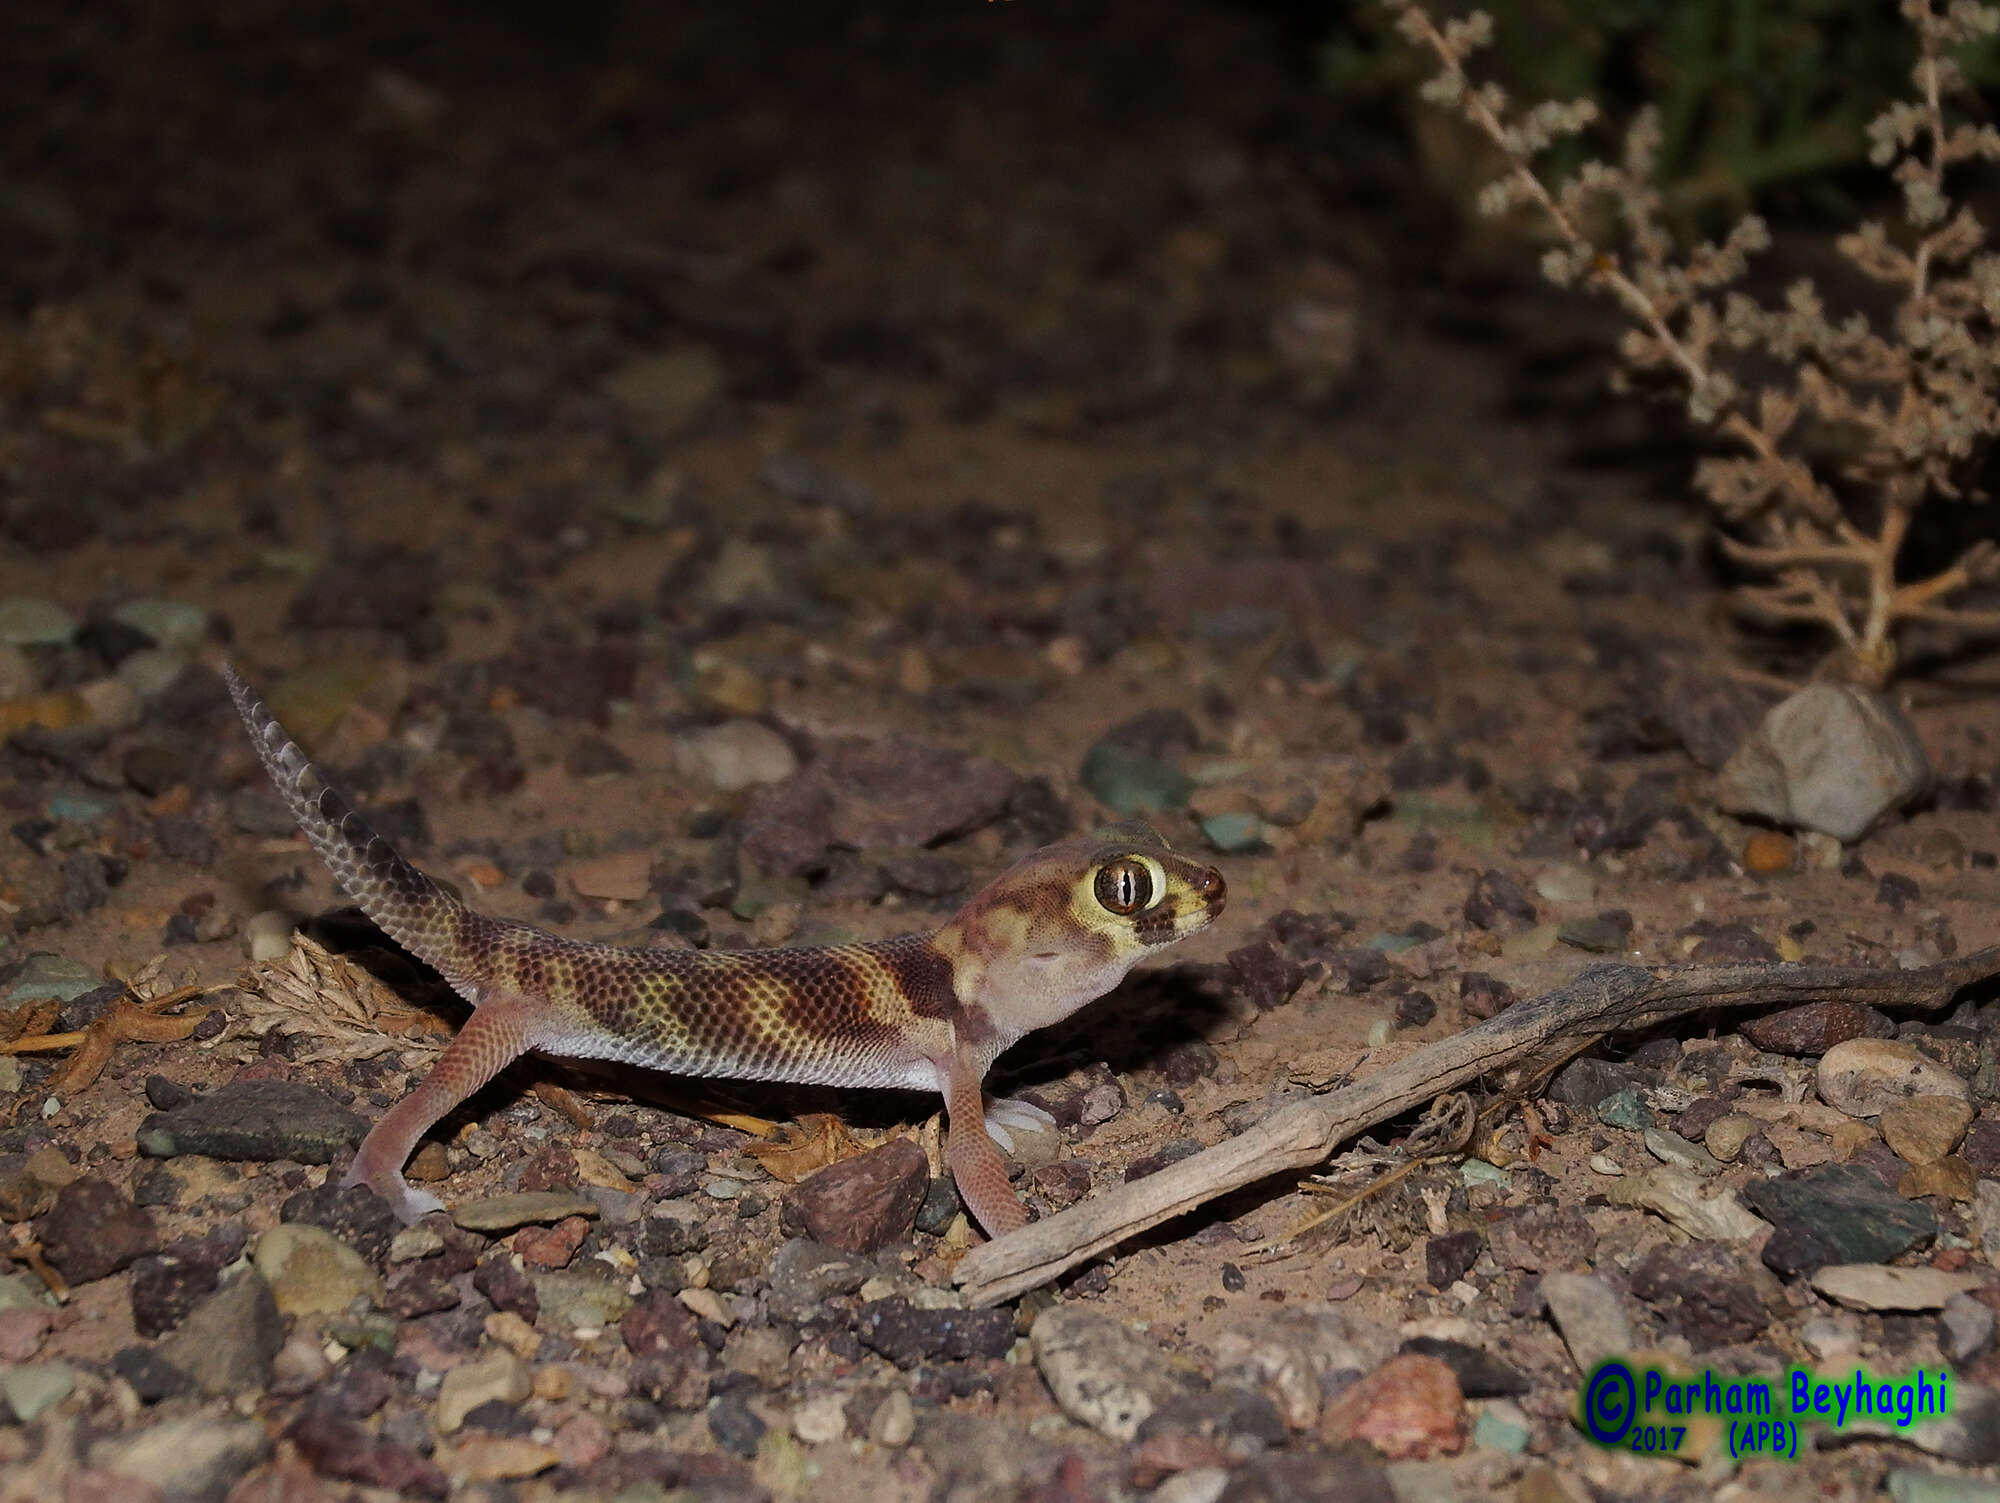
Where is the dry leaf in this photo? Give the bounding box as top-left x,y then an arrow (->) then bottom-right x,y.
0,1002 -> 58,1047
742,1114 -> 861,1183
236,932 -> 452,1063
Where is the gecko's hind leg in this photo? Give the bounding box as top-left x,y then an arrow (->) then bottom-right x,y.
343,998 -> 542,1223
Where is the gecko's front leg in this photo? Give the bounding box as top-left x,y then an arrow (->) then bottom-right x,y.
942,1043 -> 1028,1237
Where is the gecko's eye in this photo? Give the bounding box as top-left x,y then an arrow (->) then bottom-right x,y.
1093,858 -> 1153,916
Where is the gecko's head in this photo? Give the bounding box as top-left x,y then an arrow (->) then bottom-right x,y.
935,820 -> 1226,1043
1066,820 -> 1228,951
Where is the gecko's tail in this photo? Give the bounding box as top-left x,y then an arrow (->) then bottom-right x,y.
223,663 -> 484,995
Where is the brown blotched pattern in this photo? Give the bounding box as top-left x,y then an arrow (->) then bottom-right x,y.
223,663 -> 1226,1233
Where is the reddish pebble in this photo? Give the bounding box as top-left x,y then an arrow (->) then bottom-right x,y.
1318,1354 -> 1466,1460
553,1411 -> 612,1471
513,1216 -> 590,1269
0,1306 -> 54,1361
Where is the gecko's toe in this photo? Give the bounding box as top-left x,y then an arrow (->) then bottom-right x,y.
985,1096 -> 1059,1155
342,1160 -> 445,1225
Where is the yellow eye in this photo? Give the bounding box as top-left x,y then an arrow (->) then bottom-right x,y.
1093,858 -> 1153,915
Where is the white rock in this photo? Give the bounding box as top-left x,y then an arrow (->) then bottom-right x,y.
791,1392 -> 849,1444
1032,1305 -> 1199,1441
869,1389 -> 915,1447
435,1350 -> 531,1434
1210,1310 -> 1398,1430
678,1286 -> 734,1326
1539,1273 -> 1632,1374
1533,865 -> 1598,905
244,909 -> 296,963
1817,1038 -> 1968,1119
671,719 -> 799,791
1800,1313 -> 1862,1364
1716,683 -> 1929,841
1811,1263 -> 1985,1312
1153,1469 -> 1230,1503
1605,1166 -> 1768,1242
1942,1293 -> 1998,1366
92,1417 -> 269,1499
389,1224 -> 445,1263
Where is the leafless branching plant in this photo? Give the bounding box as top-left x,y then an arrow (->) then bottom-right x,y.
1386,0 -> 2000,686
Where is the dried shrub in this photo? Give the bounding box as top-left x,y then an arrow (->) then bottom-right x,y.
1386,0 -> 2000,686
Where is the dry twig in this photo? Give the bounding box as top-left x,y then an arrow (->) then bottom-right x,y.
954,946 -> 2000,1306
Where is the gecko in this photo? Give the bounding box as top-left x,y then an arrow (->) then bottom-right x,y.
223,665 -> 1227,1237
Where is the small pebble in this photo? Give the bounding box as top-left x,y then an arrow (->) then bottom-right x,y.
0,597 -> 77,646
1533,865 -> 1597,905
1,1362 -> 75,1421
672,720 -> 799,792
243,910 -> 295,962
452,1191 -> 600,1232
869,1389 -> 916,1447
1703,1114 -> 1759,1164
111,598 -> 209,653
1742,830 -> 1795,873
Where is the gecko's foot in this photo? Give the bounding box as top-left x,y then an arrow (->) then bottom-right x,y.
983,1096 -> 1058,1155
340,1158 -> 446,1224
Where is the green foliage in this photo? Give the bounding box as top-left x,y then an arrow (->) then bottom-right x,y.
1325,0 -> 2000,224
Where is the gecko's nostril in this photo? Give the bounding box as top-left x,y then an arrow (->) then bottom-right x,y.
1192,867 -> 1227,904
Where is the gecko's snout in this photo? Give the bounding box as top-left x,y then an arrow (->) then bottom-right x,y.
1191,865 -> 1226,910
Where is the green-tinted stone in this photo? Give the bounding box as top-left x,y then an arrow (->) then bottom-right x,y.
531,1268 -> 633,1331
0,1272 -> 51,1311
1559,914 -> 1632,954
1888,1469 -> 2000,1503
116,648 -> 191,700
256,548 -> 319,575
1741,1162 -> 1939,1266
1595,1089 -> 1654,1131
1079,742 -> 1193,815
0,598 -> 76,647
596,488 -> 684,531
5,953 -> 104,1005
111,598 -> 208,652
1472,1405 -> 1530,1453
47,793 -> 113,823
1,1362 -> 74,1421
1198,812 -> 1264,854
1461,1160 -> 1511,1190
136,1080 -> 365,1164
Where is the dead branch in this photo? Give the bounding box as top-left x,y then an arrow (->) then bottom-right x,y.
954,947 -> 2000,1307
